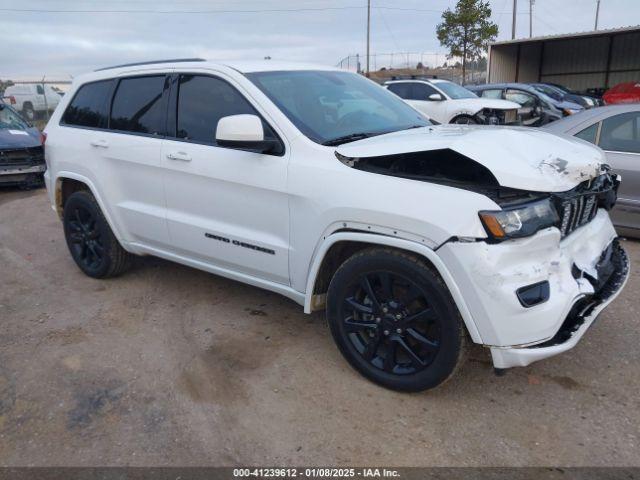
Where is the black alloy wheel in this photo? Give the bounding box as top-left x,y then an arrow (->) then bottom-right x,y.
327,248 -> 467,392
63,190 -> 132,278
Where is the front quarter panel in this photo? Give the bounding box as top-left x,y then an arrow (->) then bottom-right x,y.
287,137 -> 498,294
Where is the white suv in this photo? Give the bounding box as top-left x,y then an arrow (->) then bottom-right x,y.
44,60 -> 629,392
385,78 -> 520,125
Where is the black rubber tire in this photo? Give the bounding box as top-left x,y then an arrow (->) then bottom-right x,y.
22,103 -> 35,122
63,190 -> 132,278
326,248 -> 467,392
451,115 -> 478,125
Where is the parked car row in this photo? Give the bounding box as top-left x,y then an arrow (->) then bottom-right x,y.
38,60 -> 630,392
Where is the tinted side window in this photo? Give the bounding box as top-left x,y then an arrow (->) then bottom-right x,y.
411,83 -> 440,100
110,76 -> 166,134
176,74 -> 275,145
575,123 -> 599,144
36,85 -> 44,95
62,80 -> 113,128
387,83 -> 412,99
506,89 -> 537,107
481,89 -> 503,99
599,112 -> 640,154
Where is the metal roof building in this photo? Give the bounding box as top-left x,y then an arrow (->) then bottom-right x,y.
487,25 -> 640,92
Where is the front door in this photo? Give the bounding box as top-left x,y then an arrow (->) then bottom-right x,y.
161,73 -> 290,285
505,89 -> 543,126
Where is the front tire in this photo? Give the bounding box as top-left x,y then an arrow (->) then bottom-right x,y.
63,190 -> 132,278
327,248 -> 467,392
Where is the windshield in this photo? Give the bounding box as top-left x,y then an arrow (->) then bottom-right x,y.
0,105 -> 29,130
532,84 -> 563,101
246,70 -> 430,145
433,81 -> 477,99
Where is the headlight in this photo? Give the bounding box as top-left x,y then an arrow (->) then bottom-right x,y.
563,108 -> 581,115
584,97 -> 594,106
479,198 -> 559,240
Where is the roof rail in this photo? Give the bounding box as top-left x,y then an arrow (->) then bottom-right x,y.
94,58 -> 206,72
388,74 -> 437,81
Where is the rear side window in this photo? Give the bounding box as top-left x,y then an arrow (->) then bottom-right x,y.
110,76 -> 166,134
481,89 -> 503,99
387,83 -> 412,99
599,112 -> 640,154
575,123 -> 599,144
176,74 -> 260,144
62,80 -> 114,128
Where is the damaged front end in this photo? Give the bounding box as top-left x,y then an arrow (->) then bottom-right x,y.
334,139 -> 629,368
0,146 -> 46,187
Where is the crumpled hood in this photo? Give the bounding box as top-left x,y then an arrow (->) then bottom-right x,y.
0,127 -> 41,149
335,125 -> 606,192
450,97 -> 520,111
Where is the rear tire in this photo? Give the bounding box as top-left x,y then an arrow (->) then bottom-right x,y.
63,190 -> 132,278
22,103 -> 35,122
326,248 -> 467,392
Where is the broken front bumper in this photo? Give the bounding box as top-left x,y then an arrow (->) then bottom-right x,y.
0,164 -> 46,185
437,209 -> 630,367
490,240 -> 629,368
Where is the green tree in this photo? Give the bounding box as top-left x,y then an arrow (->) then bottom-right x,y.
436,0 -> 498,84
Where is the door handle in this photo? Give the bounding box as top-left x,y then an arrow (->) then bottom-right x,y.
167,151 -> 192,162
90,139 -> 109,148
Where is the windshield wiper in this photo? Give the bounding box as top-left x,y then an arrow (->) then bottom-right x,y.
322,132 -> 378,146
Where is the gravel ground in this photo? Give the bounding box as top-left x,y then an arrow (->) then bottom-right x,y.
0,188 -> 638,467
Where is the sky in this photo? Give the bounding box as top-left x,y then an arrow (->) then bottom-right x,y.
1,0 -> 639,80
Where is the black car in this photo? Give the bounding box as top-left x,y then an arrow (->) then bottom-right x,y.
530,83 -> 602,109
0,102 -> 45,188
467,83 -> 583,126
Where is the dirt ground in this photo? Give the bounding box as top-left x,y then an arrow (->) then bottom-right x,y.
0,188 -> 639,467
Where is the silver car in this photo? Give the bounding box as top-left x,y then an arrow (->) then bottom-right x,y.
543,104 -> 640,236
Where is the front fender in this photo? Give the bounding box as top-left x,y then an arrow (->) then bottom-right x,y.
303,231 -> 483,343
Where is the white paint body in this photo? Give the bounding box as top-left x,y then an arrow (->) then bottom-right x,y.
43,61 -> 628,370
384,79 -> 520,124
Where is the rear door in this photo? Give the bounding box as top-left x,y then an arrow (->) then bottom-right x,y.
160,72 -> 290,284
92,74 -> 171,247
596,112 -> 640,230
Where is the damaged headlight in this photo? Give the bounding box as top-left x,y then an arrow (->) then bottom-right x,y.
479,198 -> 559,240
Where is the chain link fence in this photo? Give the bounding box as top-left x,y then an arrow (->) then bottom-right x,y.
336,52 -> 487,85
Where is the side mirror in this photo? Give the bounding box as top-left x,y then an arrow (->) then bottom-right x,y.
428,93 -> 444,101
216,114 -> 278,154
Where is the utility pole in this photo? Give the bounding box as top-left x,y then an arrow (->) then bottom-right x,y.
511,0 -> 517,39
529,0 -> 535,38
366,0 -> 371,76
594,0 -> 601,30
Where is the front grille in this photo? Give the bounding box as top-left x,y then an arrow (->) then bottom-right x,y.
554,173 -> 619,238
0,146 -> 44,166
558,193 -> 599,237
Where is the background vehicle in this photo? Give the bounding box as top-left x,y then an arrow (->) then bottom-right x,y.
3,83 -> 61,121
468,83 -> 582,126
44,60 -> 628,392
545,82 -> 604,107
530,83 -> 599,109
603,82 -> 640,105
384,78 -> 520,125
543,104 -> 640,236
0,102 -> 45,188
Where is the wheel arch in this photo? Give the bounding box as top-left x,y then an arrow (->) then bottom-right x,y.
303,231 -> 483,343
54,172 -> 126,242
